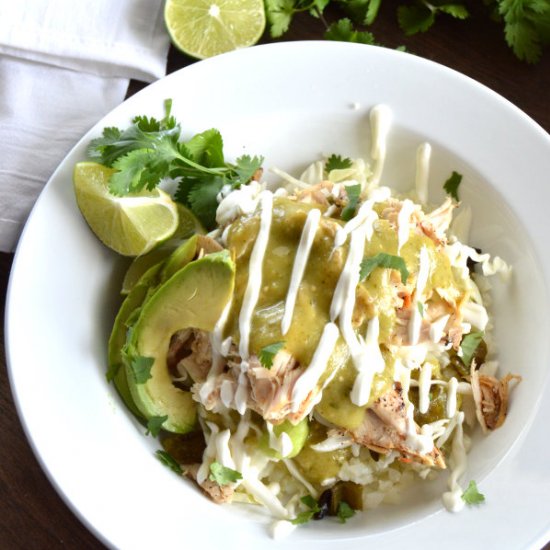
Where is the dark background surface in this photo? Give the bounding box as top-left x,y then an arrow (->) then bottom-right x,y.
1,3 -> 549,548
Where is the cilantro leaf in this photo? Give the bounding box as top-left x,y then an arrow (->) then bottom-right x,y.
325,18 -> 378,44
232,155 -> 264,188
417,301 -> 425,317
155,450 -> 183,474
185,128 -> 225,168
461,480 -> 485,505
397,5 -> 435,35
209,462 -> 243,485
439,4 -> 469,19
291,495 -> 321,525
265,0 -> 296,37
341,183 -> 362,221
128,355 -> 154,384
325,154 -> 353,173
337,501 -> 356,523
259,341 -> 286,369
146,415 -> 168,437
340,0 -> 382,25
460,331 -> 484,366
360,253 -> 410,284
185,176 -> 225,230
443,171 -> 463,201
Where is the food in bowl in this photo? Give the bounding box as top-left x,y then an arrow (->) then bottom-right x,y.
75,102 -> 521,536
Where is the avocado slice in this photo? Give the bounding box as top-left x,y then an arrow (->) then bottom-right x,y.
108,262 -> 163,419
125,250 -> 235,433
109,235 -> 219,420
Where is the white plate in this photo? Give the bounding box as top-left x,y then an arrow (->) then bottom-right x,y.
6,42 -> 550,549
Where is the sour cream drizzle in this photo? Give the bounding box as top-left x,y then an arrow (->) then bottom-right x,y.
442,411 -> 467,512
238,190 -> 273,361
415,142 -> 431,205
291,322 -> 340,411
281,208 -> 321,335
397,198 -> 415,252
350,316 -> 386,407
369,104 -> 392,185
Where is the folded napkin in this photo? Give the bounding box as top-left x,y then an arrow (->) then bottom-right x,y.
0,0 -> 171,252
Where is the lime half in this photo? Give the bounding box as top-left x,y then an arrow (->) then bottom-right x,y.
74,162 -> 179,257
164,0 -> 266,59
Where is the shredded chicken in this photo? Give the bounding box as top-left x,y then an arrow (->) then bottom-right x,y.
185,464 -> 234,504
471,364 -> 521,432
333,387 -> 445,468
168,329 -> 212,384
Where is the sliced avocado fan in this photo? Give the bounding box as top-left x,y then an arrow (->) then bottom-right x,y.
125,250 -> 235,433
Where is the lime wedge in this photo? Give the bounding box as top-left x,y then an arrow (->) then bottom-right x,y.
164,0 -> 266,59
73,162 -> 179,257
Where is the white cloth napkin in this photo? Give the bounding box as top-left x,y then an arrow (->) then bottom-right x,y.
0,0 -> 171,252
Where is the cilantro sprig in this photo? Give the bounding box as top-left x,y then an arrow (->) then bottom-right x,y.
263,0 -> 548,63
209,462 -> 243,485
360,253 -> 410,284
259,341 -> 286,369
155,450 -> 183,474
443,171 -> 463,202
291,495 -> 321,525
87,99 -> 263,230
461,480 -> 485,505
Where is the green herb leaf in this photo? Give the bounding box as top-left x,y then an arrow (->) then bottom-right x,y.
443,171 -> 463,201
209,461 -> 243,485
185,128 -> 225,168
129,355 -> 155,384
291,495 -> 321,525
337,501 -> 356,523
461,480 -> 485,505
439,4 -> 469,19
155,450 -> 183,474
360,253 -> 410,284
259,341 -> 286,369
325,18 -> 377,44
325,154 -> 353,172
265,0 -> 296,37
146,415 -> 168,437
232,155 -> 264,187
341,183 -> 362,221
185,176 -> 225,230
460,331 -> 484,367
417,301 -> 425,317
397,5 -> 435,35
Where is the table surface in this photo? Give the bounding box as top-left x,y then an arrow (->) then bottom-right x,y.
1,4 -> 549,548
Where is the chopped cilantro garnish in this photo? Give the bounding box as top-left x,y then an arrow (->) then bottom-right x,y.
291,495 -> 321,525
259,341 -> 286,369
129,355 -> 154,384
146,415 -> 168,437
461,480 -> 485,505
209,462 -> 243,485
443,171 -> 463,201
155,450 -> 183,474
417,301 -> 425,317
341,183 -> 362,221
460,331 -> 484,367
325,154 -> 353,173
337,501 -> 356,523
360,253 -> 410,284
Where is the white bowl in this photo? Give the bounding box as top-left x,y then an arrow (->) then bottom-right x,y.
6,41 -> 550,549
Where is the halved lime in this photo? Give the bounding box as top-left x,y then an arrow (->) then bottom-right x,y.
164,0 -> 266,59
73,162 -> 179,257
